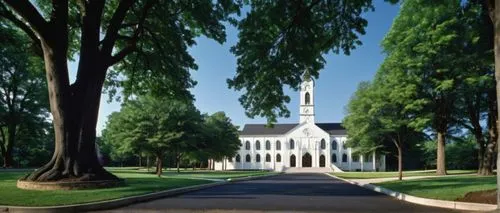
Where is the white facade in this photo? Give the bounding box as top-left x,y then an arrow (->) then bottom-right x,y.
214,78 -> 386,172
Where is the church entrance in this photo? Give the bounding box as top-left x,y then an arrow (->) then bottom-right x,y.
302,153 -> 312,167
319,155 -> 325,167
290,155 -> 296,167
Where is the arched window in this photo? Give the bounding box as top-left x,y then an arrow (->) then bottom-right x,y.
290,139 -> 295,150
256,154 -> 261,162
276,154 -> 282,162
366,154 -> 373,162
332,140 -> 337,150
332,154 -> 337,163
236,154 -> 241,162
245,141 -> 250,150
342,141 -> 347,150
342,154 -> 348,162
266,154 -> 271,162
320,139 -> 326,150
245,154 -> 251,162
305,92 -> 310,105
352,154 -> 359,162
276,140 -> 281,150
266,140 -> 271,150
228,156 -> 233,162
255,140 -> 261,150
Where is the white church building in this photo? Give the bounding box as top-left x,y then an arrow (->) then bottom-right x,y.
214,77 -> 386,172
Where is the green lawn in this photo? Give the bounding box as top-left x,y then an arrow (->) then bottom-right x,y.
375,175 -> 496,201
0,168 -> 273,206
332,170 -> 476,179
109,167 -> 275,179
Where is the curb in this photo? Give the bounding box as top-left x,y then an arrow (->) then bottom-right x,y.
324,173 -> 497,212
0,173 -> 279,213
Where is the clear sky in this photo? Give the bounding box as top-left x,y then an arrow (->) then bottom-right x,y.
69,1 -> 400,133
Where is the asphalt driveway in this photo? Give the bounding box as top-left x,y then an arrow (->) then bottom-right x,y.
107,173 -> 463,213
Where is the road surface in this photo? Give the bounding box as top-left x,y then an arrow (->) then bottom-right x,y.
106,173 -> 463,213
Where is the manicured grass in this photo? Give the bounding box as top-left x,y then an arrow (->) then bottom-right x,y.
108,167 -> 275,179
0,168 -> 272,206
332,170 -> 476,179
375,175 -> 496,201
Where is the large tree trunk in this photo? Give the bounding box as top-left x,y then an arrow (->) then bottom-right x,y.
436,131 -> 447,175
492,0 -> 500,207
24,34 -> 117,182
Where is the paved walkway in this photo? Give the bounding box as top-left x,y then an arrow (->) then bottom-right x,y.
106,173 -> 465,213
348,173 -> 476,184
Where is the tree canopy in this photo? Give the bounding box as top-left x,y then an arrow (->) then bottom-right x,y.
228,0 -> 374,123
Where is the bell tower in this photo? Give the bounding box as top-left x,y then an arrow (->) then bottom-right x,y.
299,73 -> 315,123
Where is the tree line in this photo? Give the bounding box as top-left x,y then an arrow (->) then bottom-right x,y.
343,0 -> 495,180
101,95 -> 240,176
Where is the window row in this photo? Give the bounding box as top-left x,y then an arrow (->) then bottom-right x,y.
331,140 -> 348,150
244,140 -> 281,150
233,154 -> 282,163
244,139 -> 348,150
230,153 -> 374,164
331,154 -> 374,163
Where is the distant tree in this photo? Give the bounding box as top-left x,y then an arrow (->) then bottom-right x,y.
102,95 -> 203,177
201,112 -> 240,168
0,21 -> 49,168
101,112 -> 137,167
344,75 -> 424,180
381,0 -> 471,175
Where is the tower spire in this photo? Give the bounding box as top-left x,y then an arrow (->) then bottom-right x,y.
300,70 -> 315,123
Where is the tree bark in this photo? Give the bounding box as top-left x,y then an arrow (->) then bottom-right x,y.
176,154 -> 181,173
2,153 -> 12,168
24,37 -> 117,182
392,138 -> 403,181
2,0 -> 145,184
436,131 -> 447,175
156,155 -> 163,177
397,145 -> 403,181
486,88 -> 498,176
491,0 -> 500,207
0,128 -> 6,168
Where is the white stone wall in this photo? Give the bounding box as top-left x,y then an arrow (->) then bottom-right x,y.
214,129 -> 385,172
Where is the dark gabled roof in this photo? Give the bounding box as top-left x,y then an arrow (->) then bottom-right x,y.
316,123 -> 347,135
239,122 -> 346,136
240,124 -> 298,135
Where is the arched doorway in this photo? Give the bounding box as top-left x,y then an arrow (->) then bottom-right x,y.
302,153 -> 312,167
290,155 -> 296,167
319,155 -> 325,167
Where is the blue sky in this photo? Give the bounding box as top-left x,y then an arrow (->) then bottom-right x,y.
70,1 -> 400,133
